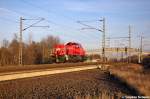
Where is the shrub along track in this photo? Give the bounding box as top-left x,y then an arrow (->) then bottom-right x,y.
0,68 -> 140,99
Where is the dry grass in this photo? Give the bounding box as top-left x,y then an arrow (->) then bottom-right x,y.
110,63 -> 150,96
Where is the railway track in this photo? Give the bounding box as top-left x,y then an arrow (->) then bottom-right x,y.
0,62 -> 117,82
0,62 -> 101,73
0,65 -> 99,82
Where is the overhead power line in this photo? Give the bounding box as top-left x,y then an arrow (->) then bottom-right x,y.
77,20 -> 101,23
20,0 -> 101,42
77,21 -> 102,32
106,37 -> 129,39
0,5 -> 101,46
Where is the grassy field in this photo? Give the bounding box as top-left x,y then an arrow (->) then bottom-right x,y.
110,63 -> 150,96
0,69 -> 135,99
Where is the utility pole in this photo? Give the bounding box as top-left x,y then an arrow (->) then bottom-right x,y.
121,51 -> 124,62
106,36 -> 129,63
140,36 -> 143,62
138,36 -> 143,63
128,25 -> 131,63
42,43 -> 45,63
77,18 -> 106,63
106,37 -> 110,48
18,17 -> 49,65
106,37 -> 110,61
19,17 -> 23,65
102,18 -> 106,62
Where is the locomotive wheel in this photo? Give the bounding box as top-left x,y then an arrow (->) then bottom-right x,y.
57,56 -> 66,63
67,55 -> 82,62
76,55 -> 82,62
82,56 -> 88,62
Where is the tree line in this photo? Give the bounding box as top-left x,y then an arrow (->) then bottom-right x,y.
0,34 -> 61,66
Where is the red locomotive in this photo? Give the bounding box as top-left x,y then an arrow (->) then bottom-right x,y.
53,42 -> 86,62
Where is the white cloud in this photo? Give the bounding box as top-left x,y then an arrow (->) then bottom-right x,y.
62,0 -> 121,13
62,0 -> 150,14
63,1 -> 101,13
0,7 -> 19,16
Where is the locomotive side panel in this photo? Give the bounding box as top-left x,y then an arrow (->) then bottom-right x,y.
53,42 -> 86,63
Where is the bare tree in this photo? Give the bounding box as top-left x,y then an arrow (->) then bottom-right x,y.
2,39 -> 9,48
8,34 -> 19,65
41,35 -> 61,63
0,34 -> 61,66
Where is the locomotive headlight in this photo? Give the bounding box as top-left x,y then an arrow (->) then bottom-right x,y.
56,48 -> 60,51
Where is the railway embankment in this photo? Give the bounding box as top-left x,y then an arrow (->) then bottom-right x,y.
0,68 -> 138,99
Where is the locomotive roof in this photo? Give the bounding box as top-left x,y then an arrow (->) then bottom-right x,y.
66,42 -> 80,45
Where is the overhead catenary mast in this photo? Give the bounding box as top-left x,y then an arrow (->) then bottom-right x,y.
19,17 -> 23,65
102,18 -> 106,62
77,18 -> 106,62
138,35 -> 143,63
18,17 -> 49,65
128,25 -> 131,63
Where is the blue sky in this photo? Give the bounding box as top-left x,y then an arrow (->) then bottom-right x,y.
0,0 -> 150,50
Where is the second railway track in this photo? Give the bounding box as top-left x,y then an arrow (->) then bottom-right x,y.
0,62 -> 102,74
0,64 -> 99,82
